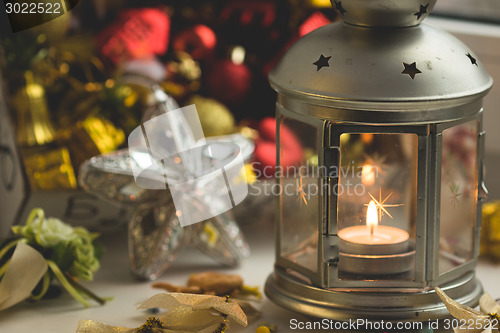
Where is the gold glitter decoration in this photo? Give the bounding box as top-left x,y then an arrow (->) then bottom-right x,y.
76,293 -> 249,333
138,293 -> 247,330
13,71 -> 56,147
188,95 -> 235,137
481,201 -> 500,260
137,317 -> 165,333
22,147 -> 77,190
57,115 -> 125,170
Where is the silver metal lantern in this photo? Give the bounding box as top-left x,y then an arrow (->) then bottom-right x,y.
265,0 -> 493,321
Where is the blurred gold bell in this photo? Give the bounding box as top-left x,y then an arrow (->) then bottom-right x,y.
14,71 -> 56,147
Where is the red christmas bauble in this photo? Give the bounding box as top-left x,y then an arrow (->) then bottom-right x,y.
253,117 -> 303,178
263,11 -> 330,75
97,8 -> 170,65
204,59 -> 252,106
173,24 -> 217,61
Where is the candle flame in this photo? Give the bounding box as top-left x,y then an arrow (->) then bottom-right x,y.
366,200 -> 378,235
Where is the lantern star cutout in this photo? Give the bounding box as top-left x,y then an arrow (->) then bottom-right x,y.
365,190 -> 404,222
296,177 -> 308,206
333,0 -> 347,16
364,153 -> 388,176
466,52 -> 478,66
414,3 -> 429,20
313,55 -> 332,71
402,62 -> 422,79
449,182 -> 462,207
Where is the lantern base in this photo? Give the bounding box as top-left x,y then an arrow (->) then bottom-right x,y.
265,267 -> 483,321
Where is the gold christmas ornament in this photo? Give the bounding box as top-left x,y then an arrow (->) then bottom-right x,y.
188,95 -> 235,137
57,115 -> 125,172
22,147 -> 77,190
256,326 -> 272,333
481,201 -> 500,260
81,115 -> 125,153
307,0 -> 333,8
32,36 -> 99,90
162,51 -> 201,100
13,71 -> 56,147
56,80 -> 145,136
11,71 -> 78,190
240,163 -> 257,185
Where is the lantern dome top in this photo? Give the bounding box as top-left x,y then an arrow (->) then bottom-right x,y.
269,21 -> 493,120
330,0 -> 437,28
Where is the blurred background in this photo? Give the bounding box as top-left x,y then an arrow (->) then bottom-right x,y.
0,0 -> 499,234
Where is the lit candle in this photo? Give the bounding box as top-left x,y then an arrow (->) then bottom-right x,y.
338,200 -> 409,255
337,199 -> 413,275
366,200 -> 378,236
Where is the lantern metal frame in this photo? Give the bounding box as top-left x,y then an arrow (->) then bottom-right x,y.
265,4 -> 492,314
268,102 -> 486,319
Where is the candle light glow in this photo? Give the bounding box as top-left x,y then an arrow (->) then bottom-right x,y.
338,196 -> 409,257
361,164 -> 376,186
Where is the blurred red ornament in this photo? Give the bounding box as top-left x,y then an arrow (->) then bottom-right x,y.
204,57 -> 252,106
220,0 -> 276,28
173,24 -> 217,61
254,117 -> 303,178
97,8 -> 170,65
298,11 -> 331,36
263,11 -> 330,75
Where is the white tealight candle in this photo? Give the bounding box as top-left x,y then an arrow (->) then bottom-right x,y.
338,224 -> 410,255
338,200 -> 410,255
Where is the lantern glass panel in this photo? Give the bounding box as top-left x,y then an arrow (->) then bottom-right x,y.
336,133 -> 418,280
279,116 -> 319,273
439,120 -> 479,274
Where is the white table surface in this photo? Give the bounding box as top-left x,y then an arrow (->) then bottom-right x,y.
1,208 -> 499,333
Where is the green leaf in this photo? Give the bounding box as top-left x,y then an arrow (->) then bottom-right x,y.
49,242 -> 74,272
47,260 -> 90,307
